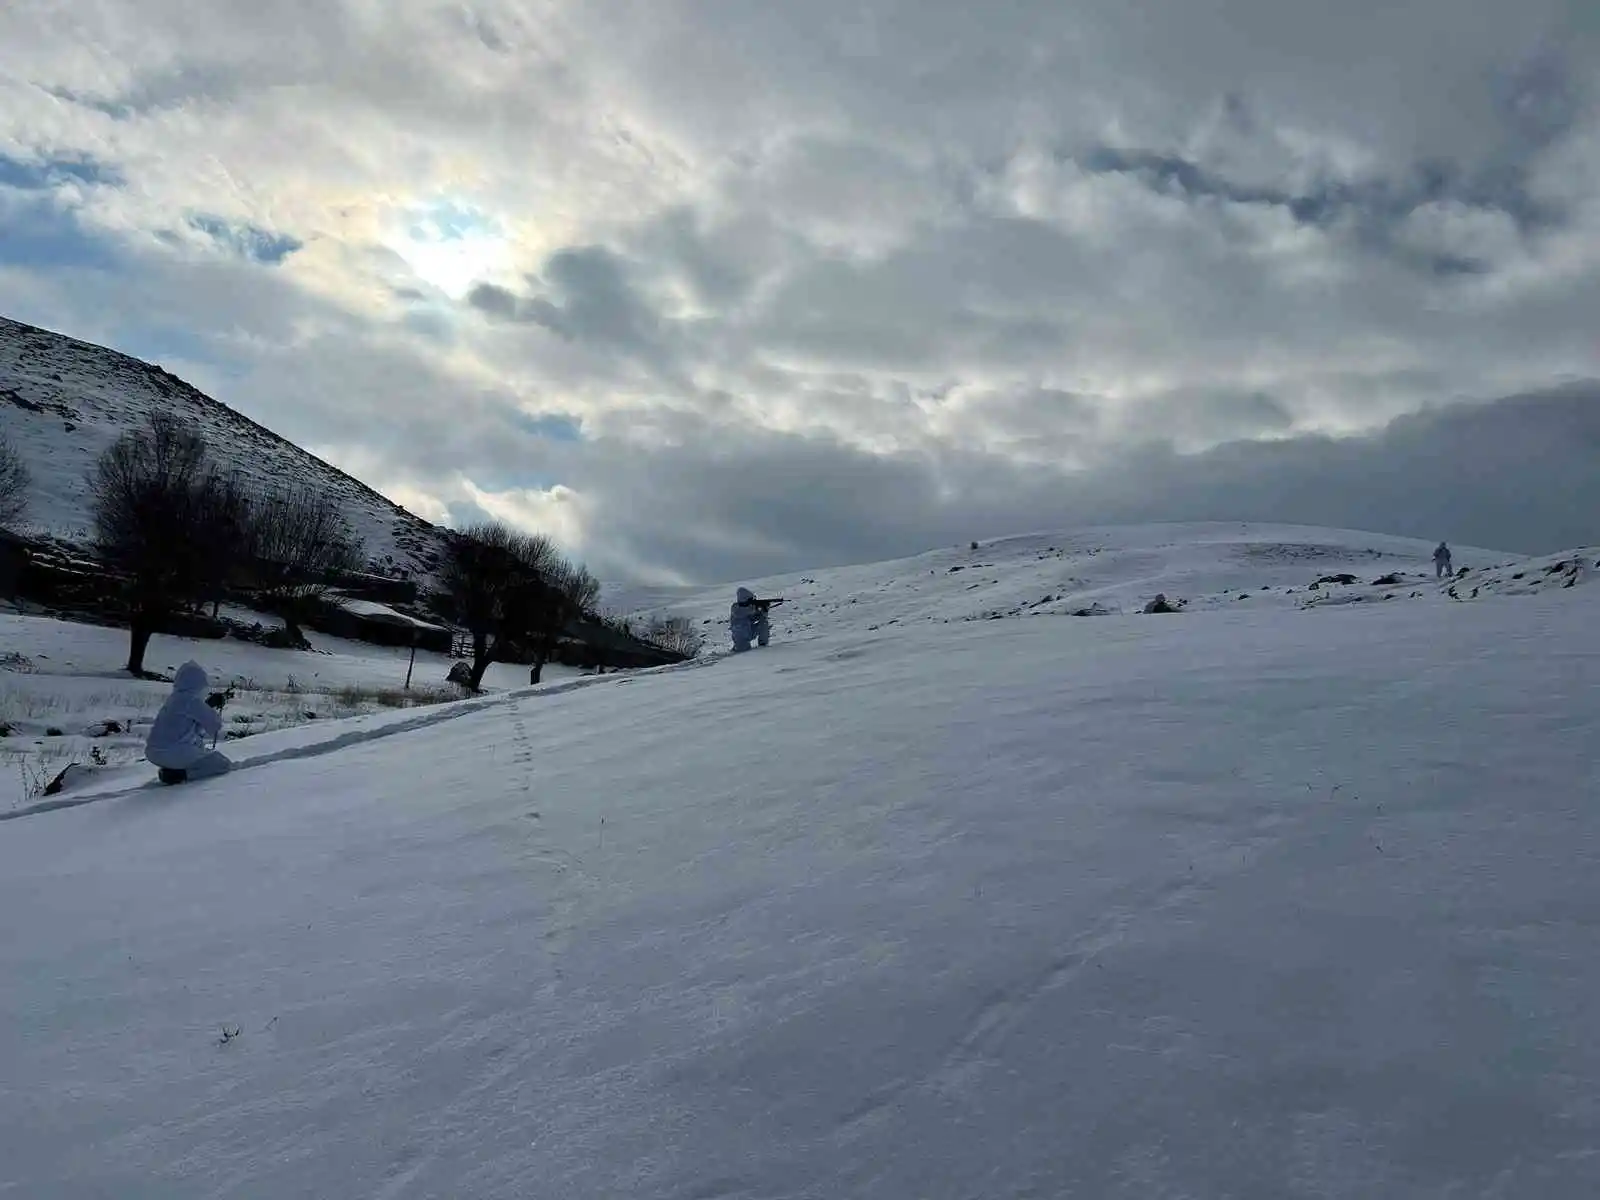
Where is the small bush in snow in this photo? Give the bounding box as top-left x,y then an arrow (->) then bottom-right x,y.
641,615 -> 704,659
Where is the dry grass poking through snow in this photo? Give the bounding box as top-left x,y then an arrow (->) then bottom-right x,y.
1,674 -> 467,806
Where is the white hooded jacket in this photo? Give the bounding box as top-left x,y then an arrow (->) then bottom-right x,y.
145,661 -> 223,769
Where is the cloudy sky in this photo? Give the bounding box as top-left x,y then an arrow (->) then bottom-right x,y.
3,1 -> 1598,583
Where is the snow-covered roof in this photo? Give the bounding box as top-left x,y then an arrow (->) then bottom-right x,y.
335,597 -> 448,632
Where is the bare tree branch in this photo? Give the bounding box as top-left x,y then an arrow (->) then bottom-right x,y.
91,412 -> 248,674
522,557 -> 599,683
0,433 -> 28,531
442,521 -> 561,690
247,485 -> 365,644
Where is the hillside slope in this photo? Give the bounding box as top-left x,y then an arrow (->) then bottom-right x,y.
0,316 -> 448,581
609,521 -> 1586,643
2,573 -> 1598,1196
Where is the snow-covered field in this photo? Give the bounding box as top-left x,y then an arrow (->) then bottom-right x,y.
3,524 -> 1600,1197
0,611 -> 584,810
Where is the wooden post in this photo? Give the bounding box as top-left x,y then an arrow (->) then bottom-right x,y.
404,631 -> 417,691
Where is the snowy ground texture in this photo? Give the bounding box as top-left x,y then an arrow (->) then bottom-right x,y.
0,611 -> 583,811
3,524 -> 1600,1197
605,520 -> 1578,633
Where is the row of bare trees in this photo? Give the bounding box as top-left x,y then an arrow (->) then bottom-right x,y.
89,412 -> 367,674
7,413 -> 608,684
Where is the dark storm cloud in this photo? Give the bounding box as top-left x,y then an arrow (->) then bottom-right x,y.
1079,146 -> 1555,276
469,247 -> 677,368
427,383 -> 1592,584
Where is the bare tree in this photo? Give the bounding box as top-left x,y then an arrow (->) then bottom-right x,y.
523,557 -> 599,684
247,485 -> 365,644
0,432 -> 28,531
643,614 -> 705,659
441,522 -> 563,690
91,412 -> 249,675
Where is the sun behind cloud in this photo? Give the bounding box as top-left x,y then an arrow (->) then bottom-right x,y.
387,200 -> 512,299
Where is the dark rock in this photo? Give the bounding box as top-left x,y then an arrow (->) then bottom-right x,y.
43,763 -> 93,796
1372,573 -> 1401,587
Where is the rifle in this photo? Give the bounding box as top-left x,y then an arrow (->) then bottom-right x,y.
206,687 -> 232,750
746,598 -> 785,612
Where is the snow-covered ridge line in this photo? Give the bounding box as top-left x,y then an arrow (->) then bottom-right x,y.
608,521 -> 1590,641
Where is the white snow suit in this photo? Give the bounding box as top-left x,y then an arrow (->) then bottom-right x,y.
145,661 -> 231,779
730,587 -> 770,652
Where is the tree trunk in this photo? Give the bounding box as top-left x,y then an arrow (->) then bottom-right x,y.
468,631 -> 493,691
529,629 -> 560,685
126,622 -> 154,676
529,661 -> 543,685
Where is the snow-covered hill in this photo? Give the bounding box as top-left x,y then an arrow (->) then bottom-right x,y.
0,316 -> 448,581
2,551 -> 1598,1196
609,521 -> 1591,645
